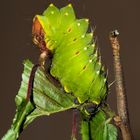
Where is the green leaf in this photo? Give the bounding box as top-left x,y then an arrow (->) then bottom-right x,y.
2,60 -> 35,140
24,62 -> 78,127
81,110 -> 118,140
2,60 -> 77,140
81,120 -> 90,140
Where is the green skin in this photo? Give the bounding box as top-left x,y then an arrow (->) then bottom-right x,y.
32,3 -> 107,105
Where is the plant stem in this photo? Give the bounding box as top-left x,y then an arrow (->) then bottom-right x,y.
109,30 -> 133,140
71,110 -> 77,140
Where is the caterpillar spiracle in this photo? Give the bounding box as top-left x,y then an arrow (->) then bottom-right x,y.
32,4 -> 107,106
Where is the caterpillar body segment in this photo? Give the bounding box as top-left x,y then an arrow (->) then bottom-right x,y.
32,4 -> 107,105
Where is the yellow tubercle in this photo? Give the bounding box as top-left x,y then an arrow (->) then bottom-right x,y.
85,19 -> 89,22
68,4 -> 72,7
92,44 -> 95,48
90,32 -> 93,37
65,12 -> 69,16
51,11 -> 54,14
50,3 -> 54,7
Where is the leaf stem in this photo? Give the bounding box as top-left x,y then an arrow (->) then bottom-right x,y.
109,30 -> 133,140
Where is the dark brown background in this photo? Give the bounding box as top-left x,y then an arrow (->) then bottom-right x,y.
0,0 -> 139,139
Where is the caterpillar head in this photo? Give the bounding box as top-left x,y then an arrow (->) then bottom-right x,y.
32,16 -> 48,52
32,3 -> 75,53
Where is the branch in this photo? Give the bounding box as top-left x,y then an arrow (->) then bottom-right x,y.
109,30 -> 133,140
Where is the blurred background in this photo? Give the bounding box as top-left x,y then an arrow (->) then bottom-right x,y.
0,0 -> 139,139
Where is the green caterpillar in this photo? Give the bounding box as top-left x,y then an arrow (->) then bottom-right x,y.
32,4 -> 107,106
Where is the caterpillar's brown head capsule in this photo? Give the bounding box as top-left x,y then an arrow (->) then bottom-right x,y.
32,17 -> 47,52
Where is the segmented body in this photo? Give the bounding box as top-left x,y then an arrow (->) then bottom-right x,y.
32,4 -> 107,105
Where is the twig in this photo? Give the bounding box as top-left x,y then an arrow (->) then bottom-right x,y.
109,30 -> 133,140
71,110 -> 77,140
